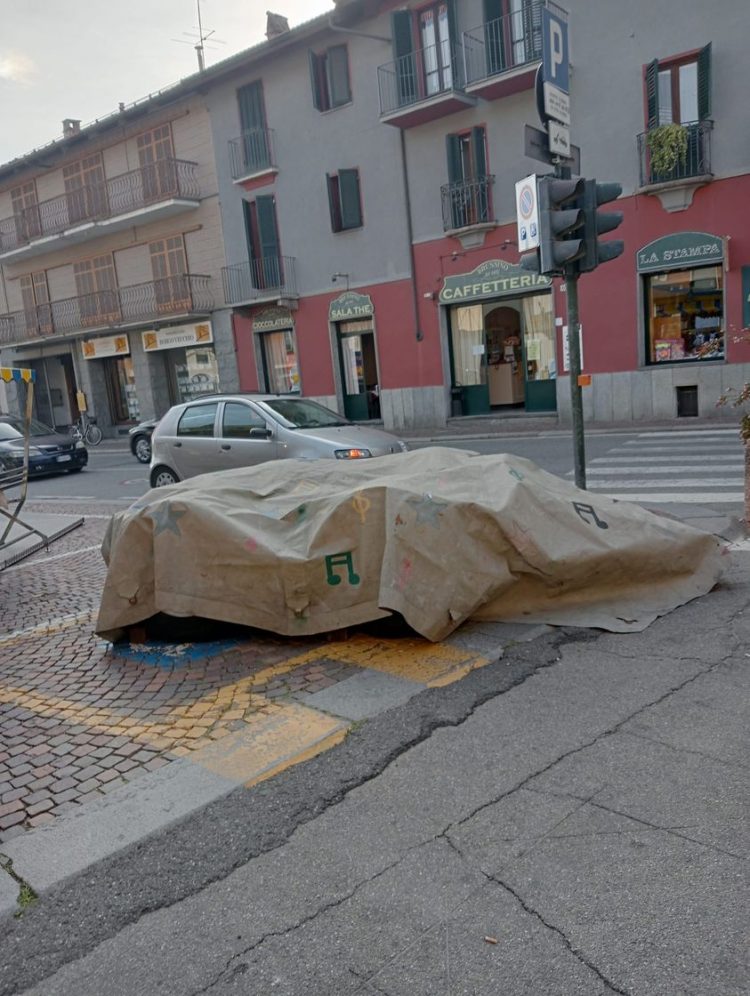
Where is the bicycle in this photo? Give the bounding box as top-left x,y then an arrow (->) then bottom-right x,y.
72,411 -> 103,446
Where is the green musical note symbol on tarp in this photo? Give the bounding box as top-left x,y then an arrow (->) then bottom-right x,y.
325,551 -> 361,586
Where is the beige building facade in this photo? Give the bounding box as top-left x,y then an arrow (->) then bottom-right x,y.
0,91 -> 236,433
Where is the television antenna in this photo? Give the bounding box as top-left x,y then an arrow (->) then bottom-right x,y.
171,0 -> 226,72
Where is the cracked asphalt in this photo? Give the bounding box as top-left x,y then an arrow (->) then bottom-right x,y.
0,545 -> 747,996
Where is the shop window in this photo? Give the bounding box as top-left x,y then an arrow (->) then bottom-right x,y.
169,347 -> 220,404
327,169 -> 362,233
645,264 -> 723,364
176,402 -> 218,437
262,329 -> 300,394
222,402 -> 267,438
309,45 -> 351,111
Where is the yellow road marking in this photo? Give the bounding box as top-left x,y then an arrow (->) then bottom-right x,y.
191,700 -> 350,786
303,635 -> 489,687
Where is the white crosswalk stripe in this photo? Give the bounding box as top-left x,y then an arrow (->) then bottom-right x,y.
572,429 -> 745,504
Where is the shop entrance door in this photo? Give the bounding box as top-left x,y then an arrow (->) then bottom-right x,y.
520,293 -> 557,412
337,324 -> 379,421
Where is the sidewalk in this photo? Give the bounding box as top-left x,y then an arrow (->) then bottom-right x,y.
0,492 -> 747,993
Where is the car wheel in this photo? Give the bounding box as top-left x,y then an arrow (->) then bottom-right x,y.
150,466 -> 179,488
134,436 -> 152,463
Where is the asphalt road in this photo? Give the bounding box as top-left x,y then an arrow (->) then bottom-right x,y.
20,425 -> 746,522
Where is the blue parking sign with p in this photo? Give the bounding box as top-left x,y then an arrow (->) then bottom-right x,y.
542,6 -> 569,94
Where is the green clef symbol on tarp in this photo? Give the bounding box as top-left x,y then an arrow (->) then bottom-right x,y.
325,551 -> 360,586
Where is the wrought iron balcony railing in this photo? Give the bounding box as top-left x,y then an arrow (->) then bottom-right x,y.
228,128 -> 277,180
637,120 -> 713,187
222,256 -> 298,305
441,175 -> 495,231
0,159 -> 200,254
462,1 -> 543,84
378,41 -> 465,116
0,274 -> 213,345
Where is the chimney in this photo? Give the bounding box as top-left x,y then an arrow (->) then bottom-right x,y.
62,118 -> 81,138
265,11 -> 290,39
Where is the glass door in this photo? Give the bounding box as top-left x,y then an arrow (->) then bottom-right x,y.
419,3 -> 453,96
521,293 -> 557,412
337,322 -> 379,421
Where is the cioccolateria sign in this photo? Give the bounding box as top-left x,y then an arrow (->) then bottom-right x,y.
439,259 -> 551,304
637,232 -> 724,273
329,291 -> 374,321
252,307 -> 295,333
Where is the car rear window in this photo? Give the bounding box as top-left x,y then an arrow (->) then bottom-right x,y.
177,403 -> 218,438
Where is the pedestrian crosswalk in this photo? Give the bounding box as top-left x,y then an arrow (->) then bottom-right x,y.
578,428 -> 745,504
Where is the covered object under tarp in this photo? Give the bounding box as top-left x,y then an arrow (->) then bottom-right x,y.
96,448 -> 725,642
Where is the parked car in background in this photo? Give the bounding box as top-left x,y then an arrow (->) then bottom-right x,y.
0,414 -> 88,476
149,395 -> 408,487
129,419 -> 158,463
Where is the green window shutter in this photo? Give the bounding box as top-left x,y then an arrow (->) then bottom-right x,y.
308,50 -> 323,111
471,127 -> 487,180
645,59 -> 659,129
698,42 -> 711,120
326,174 -> 341,231
483,0 -> 505,74
327,45 -> 351,107
339,169 -> 362,229
237,81 -> 265,133
392,10 -> 415,105
446,134 -> 462,184
256,195 -> 280,259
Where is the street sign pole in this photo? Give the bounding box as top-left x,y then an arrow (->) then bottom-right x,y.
565,272 -> 586,489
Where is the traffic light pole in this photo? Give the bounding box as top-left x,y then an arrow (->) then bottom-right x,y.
564,270 -> 586,489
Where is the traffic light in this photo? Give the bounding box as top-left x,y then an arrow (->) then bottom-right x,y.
520,175 -> 585,276
578,180 -> 624,273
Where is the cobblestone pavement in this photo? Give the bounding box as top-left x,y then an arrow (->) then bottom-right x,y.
0,501 -> 486,844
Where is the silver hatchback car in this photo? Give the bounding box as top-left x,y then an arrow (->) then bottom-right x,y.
149,394 -> 409,487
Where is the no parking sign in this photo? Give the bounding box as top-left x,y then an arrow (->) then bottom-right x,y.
515,174 -> 539,252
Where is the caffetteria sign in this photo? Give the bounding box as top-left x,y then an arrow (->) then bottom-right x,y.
439,260 -> 551,304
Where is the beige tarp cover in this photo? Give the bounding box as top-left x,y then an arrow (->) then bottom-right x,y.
96,448 -> 725,642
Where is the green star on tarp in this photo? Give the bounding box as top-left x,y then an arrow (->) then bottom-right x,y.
150,503 -> 187,537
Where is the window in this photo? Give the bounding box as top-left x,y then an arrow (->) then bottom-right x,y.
237,81 -> 271,172
419,3 -> 453,94
11,180 -> 40,242
647,46 -> 711,127
444,128 -> 491,229
645,265 -> 723,364
327,169 -> 362,232
261,329 -> 300,394
20,272 -> 52,336
137,124 -> 177,200
150,235 -> 190,312
63,153 -> 107,224
243,195 -> 283,288
390,2 -> 456,104
309,45 -> 351,111
221,402 -> 267,439
73,254 -> 119,326
177,402 -> 218,437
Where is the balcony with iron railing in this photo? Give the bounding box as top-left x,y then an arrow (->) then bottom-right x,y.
0,274 -> 213,346
377,41 -> 476,127
637,120 -> 713,190
441,175 -> 496,233
462,2 -> 543,99
228,128 -> 278,184
0,159 -> 201,262
222,256 -> 298,306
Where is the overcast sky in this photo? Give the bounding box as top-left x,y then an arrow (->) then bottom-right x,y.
0,0 -> 334,164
